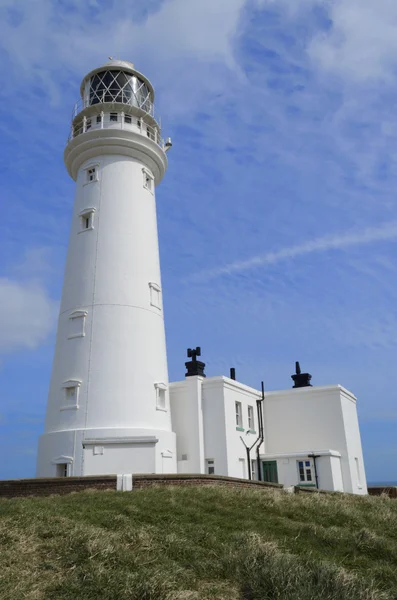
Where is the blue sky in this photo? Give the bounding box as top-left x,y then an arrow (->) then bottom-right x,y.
1,0 -> 397,483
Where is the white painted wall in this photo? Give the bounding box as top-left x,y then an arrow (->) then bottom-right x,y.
83,441 -> 156,475
267,452 -> 343,492
170,378 -> 205,474
201,379 -> 229,475
221,378 -> 263,479
340,389 -> 368,494
263,386 -> 367,494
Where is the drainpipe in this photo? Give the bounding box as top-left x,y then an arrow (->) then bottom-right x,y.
256,381 -> 265,481
246,445 -> 251,480
239,380 -> 265,481
308,453 -> 320,489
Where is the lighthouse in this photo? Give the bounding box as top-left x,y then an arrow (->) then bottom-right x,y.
36,60 -> 177,477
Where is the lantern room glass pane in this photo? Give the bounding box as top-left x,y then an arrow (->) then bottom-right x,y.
87,70 -> 152,113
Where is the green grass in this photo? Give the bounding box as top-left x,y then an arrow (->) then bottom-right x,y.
1,486 -> 397,599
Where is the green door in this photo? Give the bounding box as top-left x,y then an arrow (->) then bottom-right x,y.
262,461 -> 278,483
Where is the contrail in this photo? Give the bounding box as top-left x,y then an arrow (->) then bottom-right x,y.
192,220 -> 397,281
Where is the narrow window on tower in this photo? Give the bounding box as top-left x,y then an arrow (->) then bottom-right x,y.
155,383 -> 167,410
110,112 -> 118,122
79,208 -> 96,233
149,282 -> 161,310
124,114 -> 132,124
206,459 -> 215,475
56,463 -> 69,477
61,380 -> 81,411
68,310 -> 87,339
86,118 -> 92,131
96,115 -> 102,124
143,167 -> 154,192
84,163 -> 99,184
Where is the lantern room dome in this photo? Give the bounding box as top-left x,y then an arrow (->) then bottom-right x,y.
79,59 -> 155,102
104,59 -> 135,69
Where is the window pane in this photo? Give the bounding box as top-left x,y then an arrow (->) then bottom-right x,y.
305,461 -> 310,467
307,471 -> 312,481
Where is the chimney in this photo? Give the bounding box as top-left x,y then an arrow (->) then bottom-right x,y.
291,361 -> 312,388
185,347 -> 206,377
230,367 -> 236,380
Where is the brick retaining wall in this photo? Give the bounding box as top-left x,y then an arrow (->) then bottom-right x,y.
0,475 -> 117,498
367,486 -> 397,499
0,473 -> 282,499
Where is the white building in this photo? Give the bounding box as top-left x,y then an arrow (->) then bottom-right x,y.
171,356 -> 367,494
36,60 -> 367,495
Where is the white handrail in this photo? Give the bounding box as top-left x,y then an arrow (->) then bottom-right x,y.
67,112 -> 164,149
71,97 -> 161,124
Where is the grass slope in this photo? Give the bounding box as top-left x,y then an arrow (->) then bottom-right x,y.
1,486 -> 397,599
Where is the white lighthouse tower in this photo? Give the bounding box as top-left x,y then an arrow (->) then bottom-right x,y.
36,60 -> 176,477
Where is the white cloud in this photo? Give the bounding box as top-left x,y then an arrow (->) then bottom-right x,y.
0,0 -> 246,81
194,220 -> 397,280
0,279 -> 57,353
0,278 -> 57,353
261,0 -> 397,83
0,248 -> 58,355
309,0 -> 397,83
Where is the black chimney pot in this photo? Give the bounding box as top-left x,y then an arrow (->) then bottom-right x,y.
185,347 -> 206,377
291,361 -> 312,388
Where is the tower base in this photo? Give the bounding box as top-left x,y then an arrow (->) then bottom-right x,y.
36,428 -> 177,477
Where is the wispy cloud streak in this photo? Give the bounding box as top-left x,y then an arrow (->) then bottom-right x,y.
193,221 -> 397,281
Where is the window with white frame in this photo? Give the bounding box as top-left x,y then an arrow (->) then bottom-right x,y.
251,459 -> 257,480
124,114 -> 132,124
149,282 -> 161,310
155,382 -> 167,410
79,208 -> 96,232
206,459 -> 215,475
86,118 -> 92,131
297,460 -> 313,483
248,405 -> 255,431
110,112 -> 118,122
235,401 -> 243,428
68,310 -> 87,339
96,114 -> 102,124
61,380 -> 81,411
86,166 -> 98,183
143,168 -> 154,192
